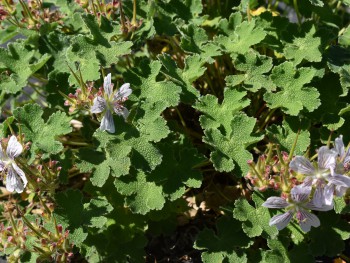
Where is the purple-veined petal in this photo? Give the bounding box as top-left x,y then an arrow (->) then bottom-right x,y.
343,148 -> 350,166
103,73 -> 113,96
262,197 -> 289,209
313,184 -> 325,208
0,143 -> 5,160
323,184 -> 334,205
291,185 -> 312,203
297,210 -> 320,232
328,173 -> 350,187
6,135 -> 22,159
289,156 -> 315,175
318,146 -> 337,170
114,83 -> 131,101
6,166 -> 24,193
114,106 -> 129,120
0,161 -> 5,171
305,199 -> 333,211
335,185 -> 347,197
12,163 -> 27,189
269,211 -> 293,230
334,135 -> 345,158
91,97 -> 106,113
100,110 -> 115,133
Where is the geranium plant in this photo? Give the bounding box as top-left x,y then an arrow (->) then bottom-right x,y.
1,0 -> 350,262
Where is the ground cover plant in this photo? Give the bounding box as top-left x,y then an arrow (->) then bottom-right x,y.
1,0 -> 350,262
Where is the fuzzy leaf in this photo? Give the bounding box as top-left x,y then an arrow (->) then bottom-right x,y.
93,118 -> 162,171
226,50 -> 275,92
13,104 -> 72,160
148,141 -> 205,200
114,169 -> 166,214
215,14 -> 266,56
76,143 -> 131,187
66,14 -> 132,83
0,42 -> 51,95
194,216 -> 251,262
124,59 -> 181,141
178,24 -> 221,63
194,88 -> 250,135
203,113 -> 263,174
158,53 -> 205,103
264,62 -> 320,115
233,192 -> 278,239
283,23 -> 322,66
267,116 -> 310,155
309,212 -> 350,257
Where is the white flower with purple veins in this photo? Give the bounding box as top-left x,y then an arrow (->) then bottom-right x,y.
91,73 -> 132,133
0,136 -> 27,193
330,135 -> 350,196
289,146 -> 350,207
262,186 -> 332,232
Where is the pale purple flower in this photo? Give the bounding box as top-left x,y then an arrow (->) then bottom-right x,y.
91,73 -> 132,133
0,136 -> 27,193
262,186 -> 332,232
289,146 -> 346,207
329,135 -> 350,197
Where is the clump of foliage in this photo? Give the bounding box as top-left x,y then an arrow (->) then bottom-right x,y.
1,0 -> 350,262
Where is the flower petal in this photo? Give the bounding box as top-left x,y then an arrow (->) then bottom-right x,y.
305,199 -> 333,211
323,184 -> 334,205
269,211 -> 293,230
91,97 -> 106,113
313,184 -> 325,208
289,156 -> 315,175
115,83 -> 132,101
103,73 -> 113,96
262,197 -> 289,209
12,163 -> 27,189
6,166 -> 24,193
114,106 -> 129,120
335,185 -> 347,197
100,110 -> 115,133
318,146 -> 337,170
6,135 -> 23,159
328,173 -> 350,187
334,135 -> 345,158
291,185 -> 312,203
298,210 -> 320,232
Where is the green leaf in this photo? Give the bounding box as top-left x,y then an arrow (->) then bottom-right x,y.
55,189 -> 84,228
194,216 -> 251,263
76,142 -> 131,187
114,169 -> 166,214
267,116 -> 310,155
203,113 -> 263,174
83,197 -> 113,228
309,212 -> 350,257
158,53 -> 204,103
262,239 -> 290,263
93,117 -> 163,171
178,24 -> 221,63
264,62 -> 320,115
13,104 -> 72,160
66,14 -> 132,83
124,59 -> 181,141
226,50 -> 275,92
215,14 -> 266,56
327,46 -> 350,96
308,0 -> 324,6
233,192 -> 278,239
283,23 -> 322,65
0,42 -> 51,95
194,88 -> 250,135
148,141 -> 205,200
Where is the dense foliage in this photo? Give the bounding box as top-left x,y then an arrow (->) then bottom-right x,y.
1,0 -> 350,262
